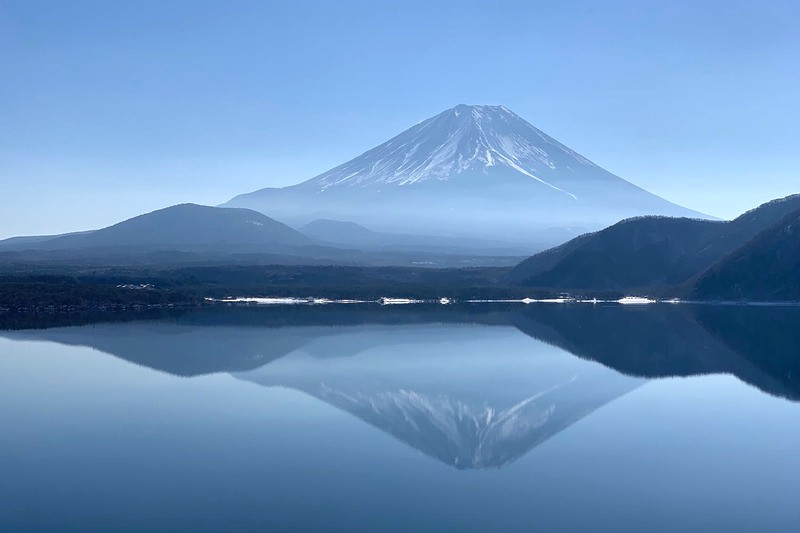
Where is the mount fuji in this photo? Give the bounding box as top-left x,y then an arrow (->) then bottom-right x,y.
224,105 -> 710,245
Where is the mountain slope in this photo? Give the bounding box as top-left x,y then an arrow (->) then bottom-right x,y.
0,204 -> 313,252
689,194 -> 800,272
508,194 -> 800,292
508,217 -> 720,290
0,231 -> 96,250
224,105 -> 708,242
693,205 -> 800,301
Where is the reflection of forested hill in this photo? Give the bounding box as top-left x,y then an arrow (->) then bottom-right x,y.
2,320 -> 312,376
508,304 -> 800,401
0,304 -> 797,400
694,305 -> 800,397
0,306 -> 514,376
2,304 -> 797,470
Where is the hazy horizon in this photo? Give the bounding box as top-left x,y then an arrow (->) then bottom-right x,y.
2,0 -> 799,239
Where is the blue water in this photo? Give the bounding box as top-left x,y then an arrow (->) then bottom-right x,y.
0,304 -> 798,532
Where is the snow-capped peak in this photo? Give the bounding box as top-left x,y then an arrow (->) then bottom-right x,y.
224,104 -> 711,238
304,104 -> 601,199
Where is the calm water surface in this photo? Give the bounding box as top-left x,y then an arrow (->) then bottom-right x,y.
1,304 -> 798,532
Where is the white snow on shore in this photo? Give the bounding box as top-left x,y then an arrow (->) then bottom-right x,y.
617,296 -> 656,305
213,295 -> 681,306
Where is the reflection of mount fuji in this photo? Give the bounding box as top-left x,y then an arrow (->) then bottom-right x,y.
235,325 -> 644,469
2,304 -> 798,468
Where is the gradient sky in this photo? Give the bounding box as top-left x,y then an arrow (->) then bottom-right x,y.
1,0 -> 798,238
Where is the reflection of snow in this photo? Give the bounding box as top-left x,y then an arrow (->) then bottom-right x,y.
236,325 -> 645,469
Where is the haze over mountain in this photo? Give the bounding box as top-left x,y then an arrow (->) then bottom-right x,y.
298,218 -> 536,256
0,204 -> 524,268
225,104 -> 710,242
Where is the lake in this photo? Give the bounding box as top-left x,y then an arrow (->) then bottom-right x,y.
1,303 -> 798,532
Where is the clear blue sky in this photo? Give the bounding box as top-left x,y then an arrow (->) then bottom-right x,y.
1,0 -> 798,238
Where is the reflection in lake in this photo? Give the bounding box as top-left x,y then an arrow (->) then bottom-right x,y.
237,324 -> 645,469
0,304 -> 798,531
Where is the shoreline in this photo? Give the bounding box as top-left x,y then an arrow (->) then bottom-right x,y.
4,296 -> 799,319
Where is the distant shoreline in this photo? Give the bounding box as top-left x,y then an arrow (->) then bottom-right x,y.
3,295 -> 799,318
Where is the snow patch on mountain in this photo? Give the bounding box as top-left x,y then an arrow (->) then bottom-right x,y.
309,105 -> 593,199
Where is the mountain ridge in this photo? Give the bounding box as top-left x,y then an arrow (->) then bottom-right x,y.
508,193 -> 800,295
0,204 -> 313,252
0,204 -> 527,268
694,202 -> 800,300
